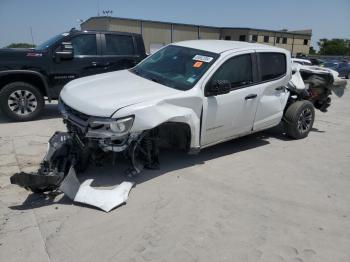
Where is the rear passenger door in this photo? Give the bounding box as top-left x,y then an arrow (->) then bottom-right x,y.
101,34 -> 139,72
253,52 -> 290,131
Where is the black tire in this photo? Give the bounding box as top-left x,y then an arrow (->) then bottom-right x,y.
284,100 -> 315,139
0,82 -> 45,121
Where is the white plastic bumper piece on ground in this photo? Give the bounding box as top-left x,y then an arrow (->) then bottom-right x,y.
59,166 -> 134,212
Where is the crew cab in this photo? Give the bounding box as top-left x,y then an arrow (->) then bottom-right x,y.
0,29 -> 146,121
11,40 -> 347,193
58,40 -> 320,174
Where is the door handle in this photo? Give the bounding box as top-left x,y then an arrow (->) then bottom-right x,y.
245,94 -> 257,100
91,61 -> 110,68
275,86 -> 285,91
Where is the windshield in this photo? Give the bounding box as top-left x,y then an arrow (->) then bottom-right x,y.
131,45 -> 219,90
35,33 -> 67,50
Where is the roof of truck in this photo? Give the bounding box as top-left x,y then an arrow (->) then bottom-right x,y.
173,40 -> 287,54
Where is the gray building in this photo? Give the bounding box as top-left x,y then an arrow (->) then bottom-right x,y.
81,16 -> 312,56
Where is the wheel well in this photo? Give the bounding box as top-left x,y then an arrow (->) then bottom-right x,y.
0,73 -> 47,97
155,122 -> 191,152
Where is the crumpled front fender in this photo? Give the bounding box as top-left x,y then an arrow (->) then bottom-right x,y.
113,98 -> 202,150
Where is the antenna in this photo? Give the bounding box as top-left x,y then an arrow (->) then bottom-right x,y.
77,19 -> 84,29
102,10 -> 113,17
30,26 -> 35,46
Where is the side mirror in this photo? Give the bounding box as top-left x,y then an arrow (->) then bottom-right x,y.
205,80 -> 231,96
55,42 -> 74,60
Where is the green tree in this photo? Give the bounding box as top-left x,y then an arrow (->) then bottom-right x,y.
309,46 -> 317,55
6,43 -> 35,48
318,38 -> 350,55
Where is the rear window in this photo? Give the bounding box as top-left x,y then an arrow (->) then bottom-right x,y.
105,34 -> 135,55
71,34 -> 97,56
259,52 -> 286,81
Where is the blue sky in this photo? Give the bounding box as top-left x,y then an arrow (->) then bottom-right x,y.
0,0 -> 349,49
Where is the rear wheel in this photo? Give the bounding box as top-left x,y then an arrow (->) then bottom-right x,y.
284,100 -> 315,139
0,82 -> 45,121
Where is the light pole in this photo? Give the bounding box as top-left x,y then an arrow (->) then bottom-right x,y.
97,0 -> 100,16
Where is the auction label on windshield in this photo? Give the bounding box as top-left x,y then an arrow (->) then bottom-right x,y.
193,55 -> 213,63
193,61 -> 203,68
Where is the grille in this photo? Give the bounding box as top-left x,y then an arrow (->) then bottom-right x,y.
62,102 -> 90,121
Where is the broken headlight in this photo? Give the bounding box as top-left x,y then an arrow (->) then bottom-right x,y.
109,116 -> 134,134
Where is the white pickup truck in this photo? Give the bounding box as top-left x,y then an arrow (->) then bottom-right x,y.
11,40 -> 347,193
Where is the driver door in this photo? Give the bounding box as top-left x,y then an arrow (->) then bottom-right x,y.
201,52 -> 261,146
49,34 -> 105,97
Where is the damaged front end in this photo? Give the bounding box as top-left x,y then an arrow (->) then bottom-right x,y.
10,131 -> 82,193
10,100 -> 159,198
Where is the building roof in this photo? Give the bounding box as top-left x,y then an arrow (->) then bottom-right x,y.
221,27 -> 312,36
82,16 -> 312,37
173,40 -> 286,54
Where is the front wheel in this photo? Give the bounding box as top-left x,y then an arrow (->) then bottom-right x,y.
0,82 -> 45,121
284,100 -> 315,139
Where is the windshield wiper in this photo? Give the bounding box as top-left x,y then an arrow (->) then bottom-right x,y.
132,69 -> 165,85
150,77 -> 160,83
131,68 -> 141,76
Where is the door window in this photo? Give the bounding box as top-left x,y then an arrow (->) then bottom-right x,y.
211,54 -> 253,89
259,52 -> 286,81
105,34 -> 135,55
70,34 -> 97,56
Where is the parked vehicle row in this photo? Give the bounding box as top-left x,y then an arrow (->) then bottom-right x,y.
329,61 -> 350,79
293,56 -> 350,79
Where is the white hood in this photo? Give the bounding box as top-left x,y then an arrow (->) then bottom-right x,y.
60,70 -> 180,117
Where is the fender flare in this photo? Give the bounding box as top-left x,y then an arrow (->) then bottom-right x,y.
0,70 -> 51,101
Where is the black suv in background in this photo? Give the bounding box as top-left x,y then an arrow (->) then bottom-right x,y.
0,29 -> 146,121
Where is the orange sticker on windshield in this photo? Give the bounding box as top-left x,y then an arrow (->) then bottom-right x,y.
193,61 -> 203,68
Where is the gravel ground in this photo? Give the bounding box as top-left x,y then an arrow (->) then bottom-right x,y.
0,81 -> 349,262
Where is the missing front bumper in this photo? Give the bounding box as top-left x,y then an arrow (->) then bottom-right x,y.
9,129 -> 157,211
59,166 -> 135,212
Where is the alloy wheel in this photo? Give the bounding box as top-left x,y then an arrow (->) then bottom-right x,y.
7,90 -> 38,116
297,108 -> 313,134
